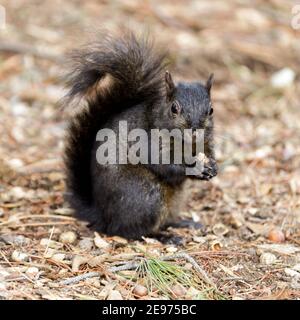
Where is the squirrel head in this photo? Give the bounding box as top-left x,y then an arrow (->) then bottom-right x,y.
160,71 -> 214,135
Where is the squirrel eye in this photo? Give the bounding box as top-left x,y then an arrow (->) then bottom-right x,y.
209,107 -> 214,115
171,102 -> 180,114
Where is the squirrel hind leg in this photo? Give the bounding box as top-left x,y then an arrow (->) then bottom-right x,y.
91,167 -> 165,239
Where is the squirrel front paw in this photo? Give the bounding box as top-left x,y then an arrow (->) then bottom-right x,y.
195,158 -> 218,181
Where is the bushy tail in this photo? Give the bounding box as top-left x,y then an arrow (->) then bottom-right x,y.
63,32 -> 167,222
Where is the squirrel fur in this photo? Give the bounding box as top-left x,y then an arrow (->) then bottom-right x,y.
63,32 -> 218,239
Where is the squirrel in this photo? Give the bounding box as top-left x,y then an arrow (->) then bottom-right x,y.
63,33 -> 218,240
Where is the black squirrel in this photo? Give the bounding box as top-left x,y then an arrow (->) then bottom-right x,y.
63,33 -> 218,239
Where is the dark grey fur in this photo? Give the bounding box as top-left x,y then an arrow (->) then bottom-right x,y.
63,32 -> 217,239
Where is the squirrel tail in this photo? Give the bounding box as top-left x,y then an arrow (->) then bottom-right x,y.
63,32 -> 167,223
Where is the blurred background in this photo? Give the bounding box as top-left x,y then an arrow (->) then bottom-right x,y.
0,0 -> 300,299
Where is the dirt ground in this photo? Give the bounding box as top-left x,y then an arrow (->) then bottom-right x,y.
0,0 -> 300,300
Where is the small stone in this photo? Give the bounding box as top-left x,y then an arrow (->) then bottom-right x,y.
133,284 -> 148,297
285,268 -> 300,278
166,246 -> 178,253
26,267 -> 39,278
228,212 -> 244,229
190,211 -> 200,222
44,248 -> 56,259
59,231 -> 77,244
171,284 -> 187,297
248,208 -> 259,215
292,264 -> 300,272
192,236 -> 206,244
40,238 -> 63,249
0,234 -> 30,246
271,68 -> 295,88
58,269 -> 68,275
0,208 -> 4,218
7,158 -> 24,170
94,233 -> 110,249
260,252 -> 276,265
212,223 -> 229,236
78,238 -> 94,251
107,290 -> 123,300
8,186 -> 26,200
51,253 -> 65,262
11,250 -> 29,262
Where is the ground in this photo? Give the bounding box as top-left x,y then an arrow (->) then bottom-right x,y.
0,0 -> 300,300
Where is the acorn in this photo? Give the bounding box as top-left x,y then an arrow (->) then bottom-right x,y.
268,229 -> 285,243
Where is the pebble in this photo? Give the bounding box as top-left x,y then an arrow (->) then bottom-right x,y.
59,231 -> 77,244
40,238 -> 63,249
260,252 -> 276,265
248,208 -> 259,216
8,186 -> 27,200
7,158 -> 24,170
133,284 -> 148,297
0,234 -> 31,246
107,290 -> 123,300
192,236 -> 206,244
94,233 -> 110,249
26,267 -> 39,278
292,264 -> 300,272
228,212 -> 244,229
11,250 -> 29,262
171,284 -> 187,297
166,246 -> 178,253
78,238 -> 94,251
271,68 -> 295,88
51,253 -> 66,262
44,248 -> 56,259
285,268 -> 300,278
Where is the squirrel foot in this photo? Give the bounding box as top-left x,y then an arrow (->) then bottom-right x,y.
152,232 -> 185,245
164,219 -> 203,230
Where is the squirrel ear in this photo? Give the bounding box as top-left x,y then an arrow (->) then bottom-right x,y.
206,73 -> 214,95
165,71 -> 175,100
